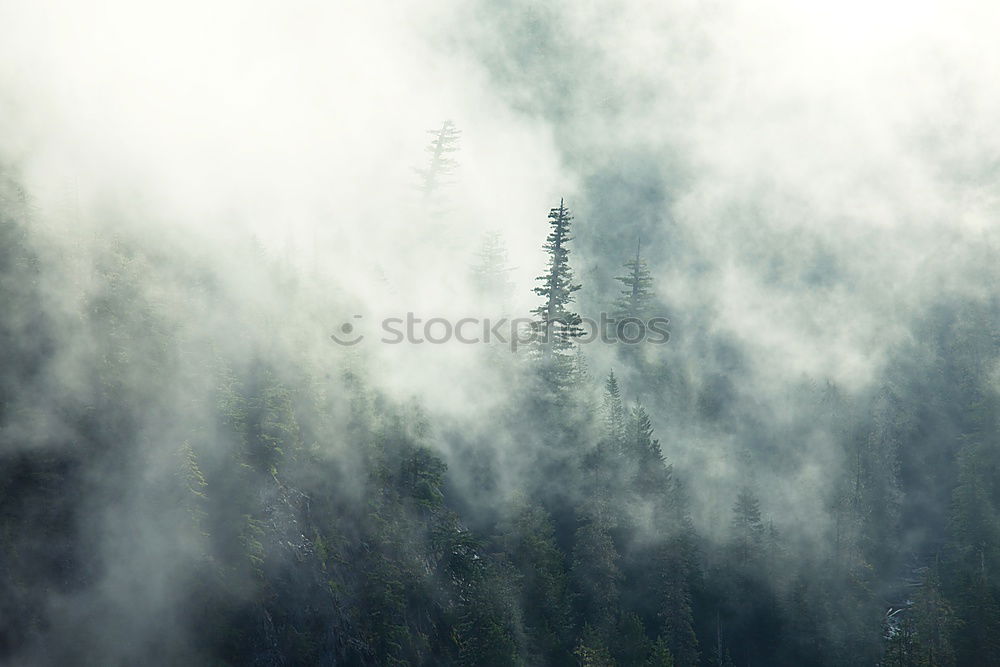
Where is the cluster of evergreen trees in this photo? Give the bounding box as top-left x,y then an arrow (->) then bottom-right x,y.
2,146 -> 1000,667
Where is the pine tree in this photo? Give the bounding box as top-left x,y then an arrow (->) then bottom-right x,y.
629,404 -> 665,465
912,566 -> 957,667
646,637 -> 676,667
611,613 -> 652,665
628,404 -> 670,496
613,241 -> 655,323
574,625 -> 616,667
531,199 -> 583,362
580,370 -> 627,528
417,120 -> 461,198
657,544 -> 699,667
603,371 -> 627,452
471,230 -> 515,313
455,557 -> 523,667
731,487 -> 764,566
570,521 -> 622,633
498,502 -> 574,664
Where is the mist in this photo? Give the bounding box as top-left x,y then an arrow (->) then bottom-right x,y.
1,0 -> 999,665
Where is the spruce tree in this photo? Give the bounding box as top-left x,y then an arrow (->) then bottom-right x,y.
417,120 -> 461,198
912,565 -> 957,667
628,404 -> 671,497
630,404 -> 665,465
570,521 -> 622,633
647,637 -> 677,666
657,543 -> 699,667
731,487 -> 764,566
531,199 -> 583,362
613,241 -> 655,322
498,502 -> 574,664
471,230 -> 515,312
603,371 -> 627,452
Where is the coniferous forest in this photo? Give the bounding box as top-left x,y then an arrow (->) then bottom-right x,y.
2,2 -> 1000,666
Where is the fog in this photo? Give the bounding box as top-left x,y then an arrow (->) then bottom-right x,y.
2,0 -> 999,664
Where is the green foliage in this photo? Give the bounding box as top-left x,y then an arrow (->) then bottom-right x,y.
611,613 -> 651,666
3,169 -> 1000,667
574,624 -> 616,666
613,244 -> 655,322
645,637 -> 675,667
456,557 -> 524,666
571,521 -> 622,632
531,199 -> 584,361
499,501 -> 574,664
603,371 -> 627,452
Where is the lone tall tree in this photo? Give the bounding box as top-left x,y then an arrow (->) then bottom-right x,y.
531,199 -> 583,361
603,371 -> 626,452
614,241 -> 655,321
417,120 -> 461,198
731,487 -> 764,566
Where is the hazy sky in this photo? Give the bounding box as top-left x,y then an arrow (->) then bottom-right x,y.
3,0 -> 998,384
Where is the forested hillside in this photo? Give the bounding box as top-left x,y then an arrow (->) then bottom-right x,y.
2,162 -> 999,665
3,1 -> 1000,665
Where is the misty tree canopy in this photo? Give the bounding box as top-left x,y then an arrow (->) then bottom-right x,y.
2,1 -> 1000,666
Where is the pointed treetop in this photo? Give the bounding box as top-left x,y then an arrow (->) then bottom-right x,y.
531,198 -> 583,358
418,120 -> 461,197
614,240 -> 655,321
607,370 -> 620,395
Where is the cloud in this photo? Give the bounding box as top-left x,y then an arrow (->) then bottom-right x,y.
2,0 -> 999,608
